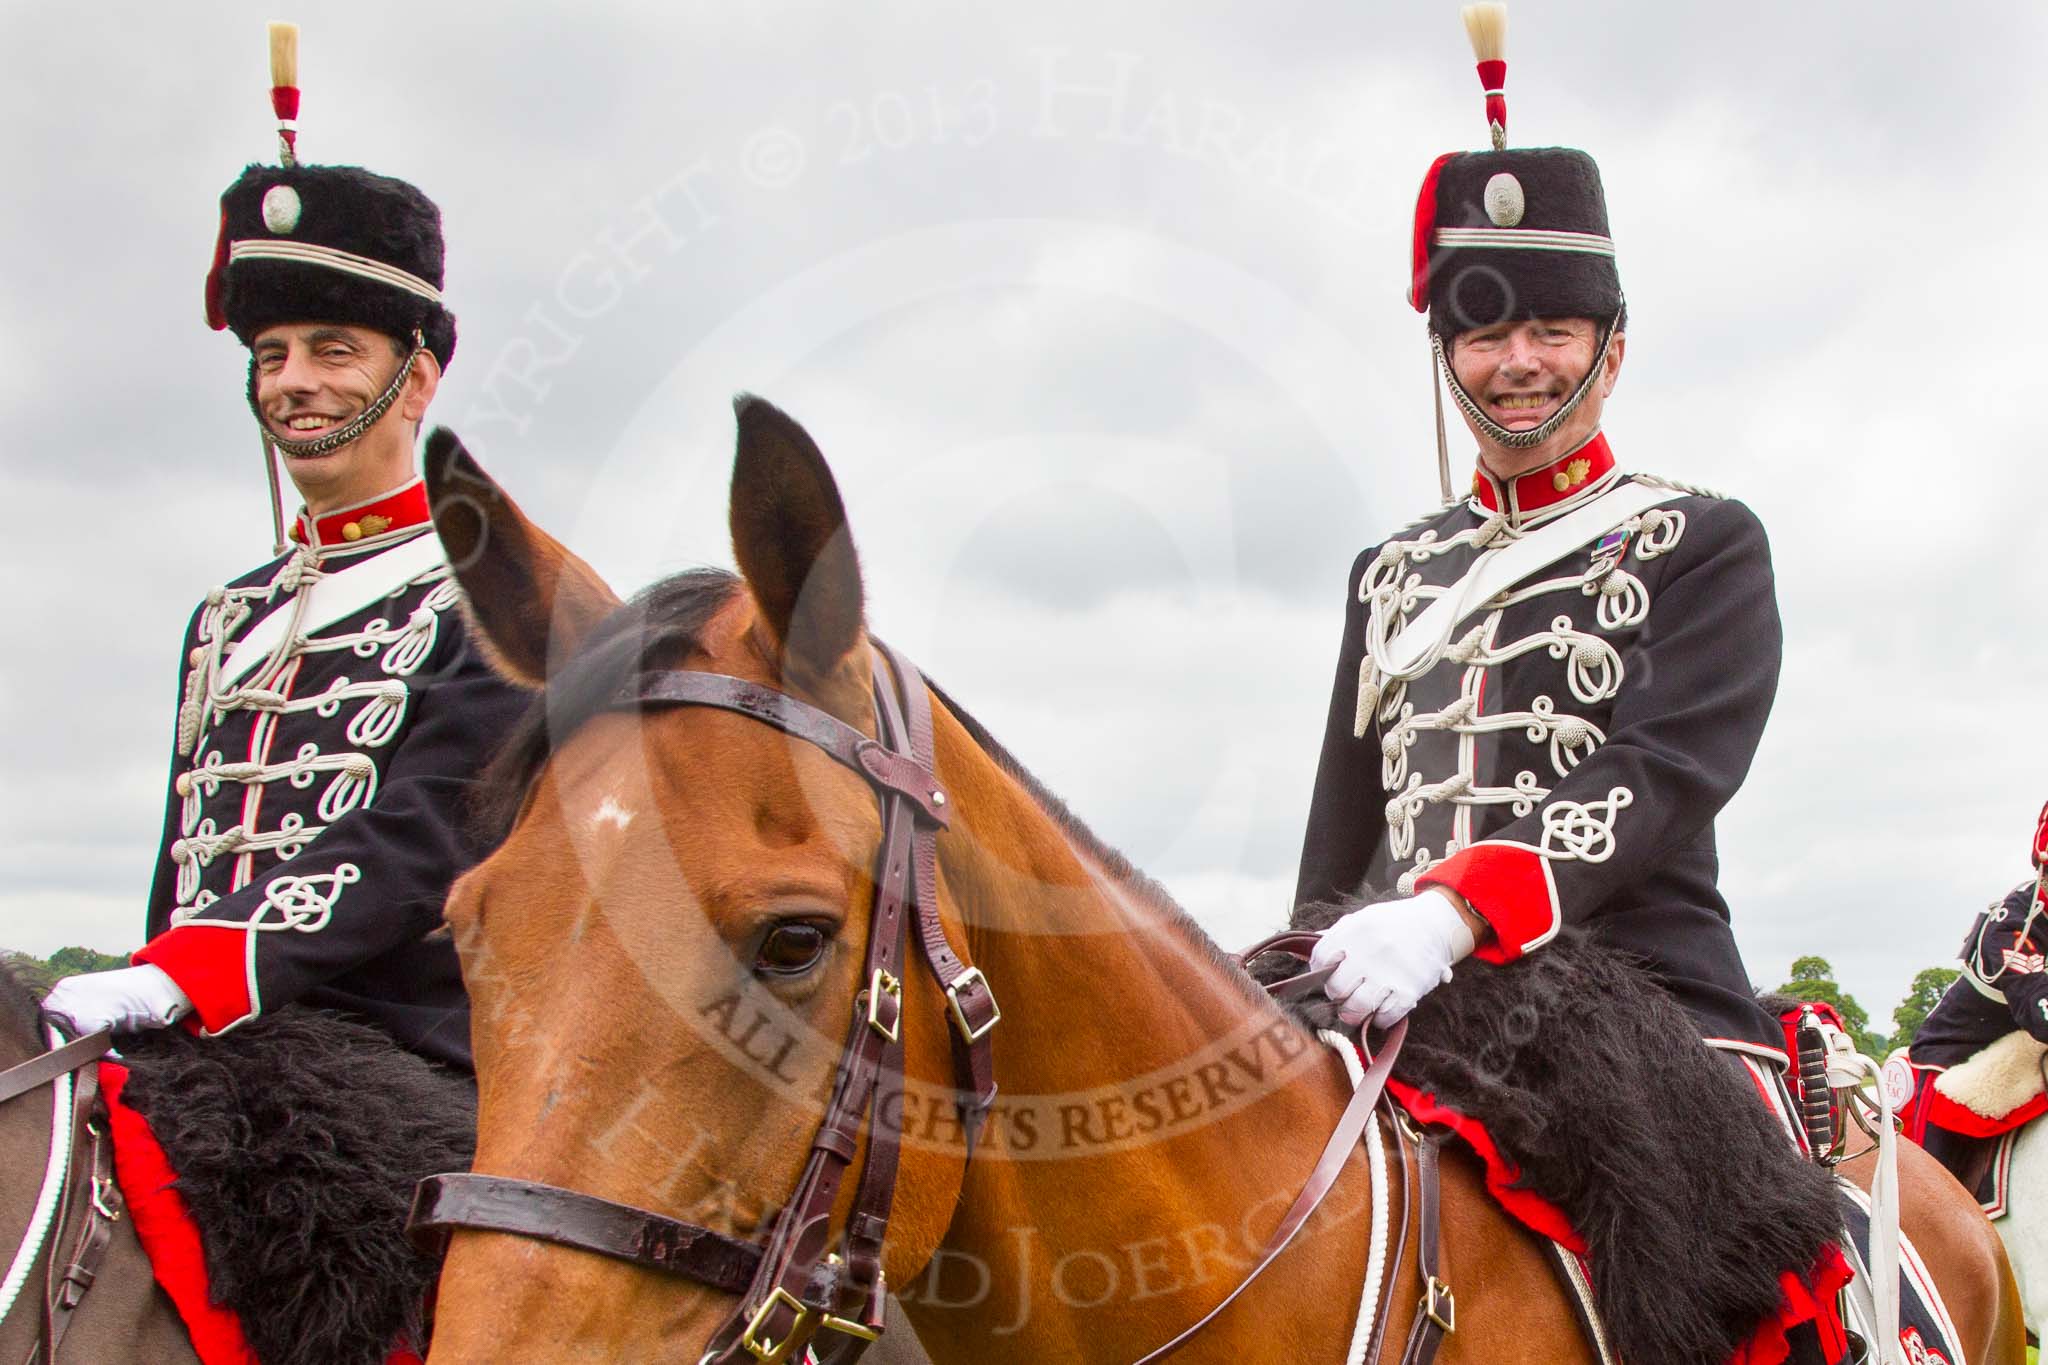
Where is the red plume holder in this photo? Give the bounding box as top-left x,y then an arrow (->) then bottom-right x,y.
1476,59 -> 1507,139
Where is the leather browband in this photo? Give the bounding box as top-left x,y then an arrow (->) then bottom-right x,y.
622,671 -> 952,828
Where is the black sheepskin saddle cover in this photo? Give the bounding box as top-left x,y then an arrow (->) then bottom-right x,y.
1255,913 -> 1842,1365
116,1009 -> 475,1365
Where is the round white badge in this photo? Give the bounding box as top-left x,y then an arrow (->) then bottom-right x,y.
1879,1053 -> 1916,1112
1483,172 -> 1525,227
261,184 -> 303,234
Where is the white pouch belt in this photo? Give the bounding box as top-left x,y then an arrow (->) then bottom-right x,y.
221,533 -> 448,688
1380,479 -> 1684,677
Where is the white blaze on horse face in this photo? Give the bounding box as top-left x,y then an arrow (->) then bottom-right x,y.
559,789 -> 640,946
589,794 -> 635,835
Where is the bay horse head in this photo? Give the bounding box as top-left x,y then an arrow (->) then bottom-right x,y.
419,397 -> 992,1360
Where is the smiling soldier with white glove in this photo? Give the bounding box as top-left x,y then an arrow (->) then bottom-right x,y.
1290,10 -> 1841,1361
29,32 -> 527,1073
1295,70 -> 1788,1063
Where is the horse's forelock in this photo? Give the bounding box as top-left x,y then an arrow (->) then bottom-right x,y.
472,567 -> 743,841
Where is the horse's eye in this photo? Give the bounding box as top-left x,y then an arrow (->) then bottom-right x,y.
756,922 -> 830,976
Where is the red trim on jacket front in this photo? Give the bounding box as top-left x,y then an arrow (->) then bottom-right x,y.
1417,841 -> 1560,963
102,1062 -> 262,1365
289,478 -> 432,550
1470,432 -> 1617,520
132,924 -> 253,1033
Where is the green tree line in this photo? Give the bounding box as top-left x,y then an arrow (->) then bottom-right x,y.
1773,955 -> 1959,1058
3,946 -> 131,997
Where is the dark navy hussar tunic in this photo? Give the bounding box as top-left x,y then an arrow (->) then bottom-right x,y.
133,479 -> 525,1071
1296,433 -> 1787,1057
1911,879 -> 2048,1068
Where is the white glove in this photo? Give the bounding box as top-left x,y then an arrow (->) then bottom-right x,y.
1310,889 -> 1478,1029
41,965 -> 193,1035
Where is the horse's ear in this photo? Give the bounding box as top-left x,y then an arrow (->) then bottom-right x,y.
424,427 -> 621,690
728,396 -> 866,688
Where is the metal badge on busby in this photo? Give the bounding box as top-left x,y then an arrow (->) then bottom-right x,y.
1411,5 -> 1626,494
202,23 -> 457,551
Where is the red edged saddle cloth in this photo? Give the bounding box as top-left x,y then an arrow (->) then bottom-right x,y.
1384,1075 -> 1852,1365
1897,1028 -> 2048,1144
100,1061 -> 425,1365
1906,1066 -> 2046,1142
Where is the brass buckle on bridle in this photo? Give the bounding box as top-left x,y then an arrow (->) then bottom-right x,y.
865,968 -> 903,1043
817,1312 -> 881,1343
813,1256 -> 882,1344
740,1286 -> 814,1362
1421,1275 -> 1457,1333
944,966 -> 1000,1043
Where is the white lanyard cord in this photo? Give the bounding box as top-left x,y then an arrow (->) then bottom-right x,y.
0,1026 -> 80,1323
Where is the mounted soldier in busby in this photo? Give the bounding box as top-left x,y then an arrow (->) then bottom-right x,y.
42,23 -> 519,1071
19,25 -> 503,1363
1287,6 -> 2010,1362
1895,800 -> 2048,1322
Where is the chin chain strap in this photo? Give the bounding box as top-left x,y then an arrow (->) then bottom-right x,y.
1430,304 -> 1624,456
250,327 -> 428,553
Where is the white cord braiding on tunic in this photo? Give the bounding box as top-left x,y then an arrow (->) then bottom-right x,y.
179,554 -> 325,756
0,1026 -> 80,1323
1364,515 -> 1513,687
1319,1030 -> 1391,1365
226,554 -> 321,701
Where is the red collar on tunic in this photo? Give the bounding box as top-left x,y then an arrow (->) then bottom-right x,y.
1470,433 -> 1617,520
288,479 -> 431,551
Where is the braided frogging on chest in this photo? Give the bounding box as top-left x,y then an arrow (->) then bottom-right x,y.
1356,487 -> 1689,894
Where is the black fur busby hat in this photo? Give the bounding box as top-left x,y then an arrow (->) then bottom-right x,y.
202,23 -> 456,369
206,163 -> 458,369
1412,147 -> 1620,340
1408,5 -> 1622,342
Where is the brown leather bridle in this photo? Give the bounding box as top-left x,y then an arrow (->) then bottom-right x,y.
0,1026 -> 121,1365
408,644 -> 1421,1364
410,642 -> 999,1364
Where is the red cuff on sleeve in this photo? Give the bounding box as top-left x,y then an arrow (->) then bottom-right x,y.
1417,841 -> 1560,963
132,925 -> 254,1033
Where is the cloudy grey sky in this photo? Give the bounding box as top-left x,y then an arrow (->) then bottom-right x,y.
2,1 -> 2042,1034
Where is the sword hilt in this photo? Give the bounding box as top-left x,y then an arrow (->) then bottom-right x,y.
1794,1010 -> 1835,1161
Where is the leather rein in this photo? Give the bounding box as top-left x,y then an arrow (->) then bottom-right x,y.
407,647 -> 1420,1363
0,1026 -> 121,1365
